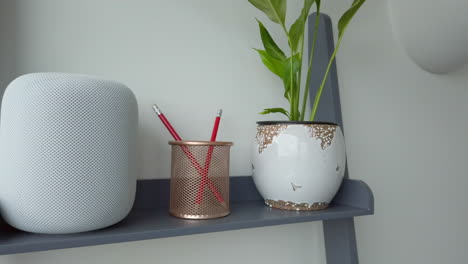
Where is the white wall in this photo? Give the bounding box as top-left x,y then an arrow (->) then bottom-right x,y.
10,0 -> 300,179
0,0 -> 16,105
339,1 -> 468,263
1,0 -> 468,263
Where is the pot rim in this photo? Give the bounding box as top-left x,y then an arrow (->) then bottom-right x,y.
256,120 -> 339,126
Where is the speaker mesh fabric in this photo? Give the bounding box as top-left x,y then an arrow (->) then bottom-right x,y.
0,73 -> 138,234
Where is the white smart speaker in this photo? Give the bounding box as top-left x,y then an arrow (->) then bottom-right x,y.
0,73 -> 138,234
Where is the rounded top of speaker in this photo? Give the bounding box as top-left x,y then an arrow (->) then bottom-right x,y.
4,72 -> 131,97
1,72 -> 137,124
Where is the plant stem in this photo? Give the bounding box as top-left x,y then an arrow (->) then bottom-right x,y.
276,17 -> 294,120
296,26 -> 307,120
286,32 -> 296,120
291,39 -> 298,120
266,2 -> 295,119
309,35 -> 343,121
289,57 -> 296,120
296,43 -> 304,120
300,12 -> 320,121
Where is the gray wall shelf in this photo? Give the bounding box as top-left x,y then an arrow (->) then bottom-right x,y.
0,176 -> 373,256
0,14 -> 374,264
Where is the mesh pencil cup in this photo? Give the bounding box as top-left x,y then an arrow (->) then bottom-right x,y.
168,141 -> 233,219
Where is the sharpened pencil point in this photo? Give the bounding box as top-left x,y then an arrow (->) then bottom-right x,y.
152,104 -> 162,115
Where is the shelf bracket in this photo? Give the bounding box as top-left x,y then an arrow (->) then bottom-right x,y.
323,218 -> 359,264
309,13 -> 365,264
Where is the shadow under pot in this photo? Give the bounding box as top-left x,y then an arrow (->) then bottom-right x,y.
252,121 -> 346,211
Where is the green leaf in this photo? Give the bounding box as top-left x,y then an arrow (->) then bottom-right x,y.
337,0 -> 365,38
282,54 -> 301,101
259,108 -> 290,118
254,49 -> 285,78
282,54 -> 301,88
288,0 -> 317,51
248,0 -> 286,25
257,19 -> 286,60
288,23 -> 303,52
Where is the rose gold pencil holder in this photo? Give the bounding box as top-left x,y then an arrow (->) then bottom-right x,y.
168,141 -> 233,219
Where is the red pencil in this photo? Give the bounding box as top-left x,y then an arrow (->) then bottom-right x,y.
152,105 -> 182,140
152,105 -> 225,205
195,109 -> 222,204
210,109 -> 222,142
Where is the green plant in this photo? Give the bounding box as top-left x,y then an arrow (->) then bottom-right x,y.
249,0 -> 366,121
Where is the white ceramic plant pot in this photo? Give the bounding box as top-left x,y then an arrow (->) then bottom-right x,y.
252,121 -> 346,211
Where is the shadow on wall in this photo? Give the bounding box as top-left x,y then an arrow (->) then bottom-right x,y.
0,0 -> 18,108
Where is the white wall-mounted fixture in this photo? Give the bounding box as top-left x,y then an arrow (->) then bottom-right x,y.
388,0 -> 468,74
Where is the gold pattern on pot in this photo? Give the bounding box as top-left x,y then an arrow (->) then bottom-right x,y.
264,199 -> 329,211
305,124 -> 337,150
256,124 -> 287,154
